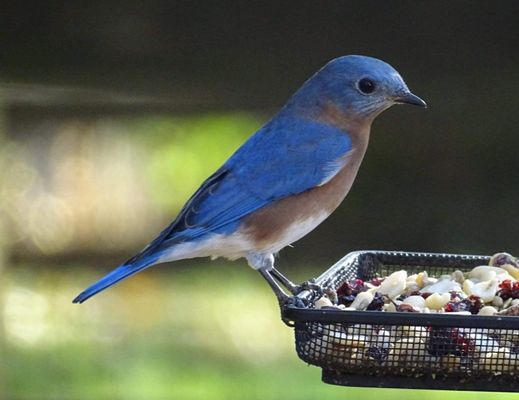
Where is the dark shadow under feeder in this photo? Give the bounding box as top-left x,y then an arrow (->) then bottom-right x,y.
281,251 -> 519,392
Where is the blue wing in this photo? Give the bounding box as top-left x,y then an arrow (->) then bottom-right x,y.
73,116 -> 351,303
133,116 -> 352,256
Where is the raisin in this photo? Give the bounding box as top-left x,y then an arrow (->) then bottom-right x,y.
366,292 -> 385,311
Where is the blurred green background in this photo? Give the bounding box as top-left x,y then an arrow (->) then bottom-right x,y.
1,2 -> 519,399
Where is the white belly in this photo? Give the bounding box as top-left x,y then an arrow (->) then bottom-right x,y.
158,212 -> 330,263
256,212 -> 330,254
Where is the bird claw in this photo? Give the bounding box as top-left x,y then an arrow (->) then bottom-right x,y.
281,295 -> 310,308
293,279 -> 324,297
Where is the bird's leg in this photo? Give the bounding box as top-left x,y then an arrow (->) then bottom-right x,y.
270,267 -> 299,293
247,252 -> 323,306
258,268 -> 291,305
270,267 -> 323,296
247,253 -> 290,305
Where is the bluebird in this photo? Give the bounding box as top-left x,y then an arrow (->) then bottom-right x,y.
73,55 -> 426,305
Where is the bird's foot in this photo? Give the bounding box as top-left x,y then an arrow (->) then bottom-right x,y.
282,295 -> 311,308
291,278 -> 323,296
269,268 -> 323,296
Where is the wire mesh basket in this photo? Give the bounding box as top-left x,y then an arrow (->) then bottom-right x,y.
282,251 -> 519,392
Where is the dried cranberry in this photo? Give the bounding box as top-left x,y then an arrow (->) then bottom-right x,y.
464,295 -> 483,314
444,295 -> 482,314
370,277 -> 384,286
336,279 -> 366,305
444,302 -> 456,312
337,279 -> 365,296
497,280 -> 519,300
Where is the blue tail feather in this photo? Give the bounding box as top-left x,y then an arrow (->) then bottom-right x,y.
73,256 -> 159,303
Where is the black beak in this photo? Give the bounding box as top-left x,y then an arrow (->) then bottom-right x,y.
395,92 -> 427,108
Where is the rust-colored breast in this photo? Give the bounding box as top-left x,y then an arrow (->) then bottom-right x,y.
242,123 -> 370,251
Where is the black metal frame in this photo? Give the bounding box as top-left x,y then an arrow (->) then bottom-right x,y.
283,307 -> 519,329
321,369 -> 518,391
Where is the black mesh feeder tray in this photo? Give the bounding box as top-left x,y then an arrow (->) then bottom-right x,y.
281,251 -> 519,392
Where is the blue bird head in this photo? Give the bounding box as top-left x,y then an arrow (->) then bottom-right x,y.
286,55 -> 426,121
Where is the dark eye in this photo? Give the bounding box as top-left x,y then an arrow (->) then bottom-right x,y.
357,78 -> 376,94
